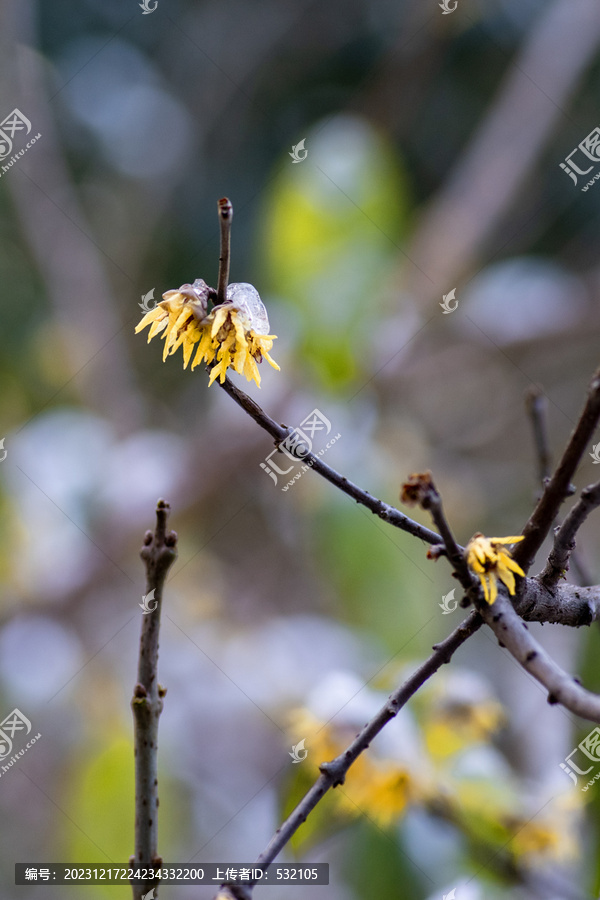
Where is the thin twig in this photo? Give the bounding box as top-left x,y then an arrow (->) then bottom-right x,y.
539,482 -> 600,589
525,385 -> 592,586
513,367 -> 600,573
218,376 -> 445,546
525,385 -> 552,486
217,197 -> 233,305
400,472 -> 473,590
131,500 -> 178,900
216,611 -> 483,900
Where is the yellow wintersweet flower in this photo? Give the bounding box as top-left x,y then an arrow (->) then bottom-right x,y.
509,790 -> 581,863
342,760 -> 417,828
465,533 -> 525,605
287,708 -> 422,828
424,699 -> 504,759
201,286 -> 280,387
135,280 -> 279,388
511,821 -> 562,859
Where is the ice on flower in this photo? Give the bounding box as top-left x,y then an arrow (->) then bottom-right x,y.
224,282 -> 271,335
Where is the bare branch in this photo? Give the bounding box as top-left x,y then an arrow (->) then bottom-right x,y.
215,611 -> 483,900
218,376 -> 444,546
478,591 -> 600,723
525,385 -> 593,586
217,197 -> 233,305
401,471 -> 474,590
513,578 -> 598,627
525,385 -> 552,486
513,367 -> 600,573
539,482 -> 600,589
130,500 -> 178,900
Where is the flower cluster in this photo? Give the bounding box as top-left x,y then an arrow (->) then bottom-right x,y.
135,280 -> 279,388
465,533 -> 525,605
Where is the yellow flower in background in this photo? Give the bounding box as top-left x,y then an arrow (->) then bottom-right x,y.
135,280 -> 279,388
507,790 -> 581,864
510,821 -> 562,859
419,669 -> 505,759
424,698 -> 504,759
465,533 -> 525,605
342,760 -> 417,828
287,708 -> 422,828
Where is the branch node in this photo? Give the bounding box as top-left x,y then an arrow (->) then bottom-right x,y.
319,759 -> 346,786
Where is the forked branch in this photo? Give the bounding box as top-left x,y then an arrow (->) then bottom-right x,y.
514,368 -> 600,573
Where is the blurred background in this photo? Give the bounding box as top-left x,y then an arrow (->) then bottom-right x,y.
1,0 -> 600,897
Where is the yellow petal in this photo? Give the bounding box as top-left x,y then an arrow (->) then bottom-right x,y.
499,555 -> 525,578
135,307 -> 164,333
174,308 -> 193,331
163,328 -> 179,360
181,331 -> 200,369
473,543 -> 489,565
497,565 -> 515,595
211,306 -> 229,338
220,330 -> 236,358
262,349 -> 280,371
191,329 -> 216,369
469,556 -> 486,575
487,573 -> 498,605
208,360 -> 225,386
492,535 -> 524,545
231,312 -> 249,350
478,573 -> 489,604
244,353 -> 261,387
234,344 -> 248,374
147,317 -> 168,341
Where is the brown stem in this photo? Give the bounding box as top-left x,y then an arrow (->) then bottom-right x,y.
130,499 -> 177,899
218,375 -> 444,546
525,385 -> 552,486
217,197 -> 233,305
